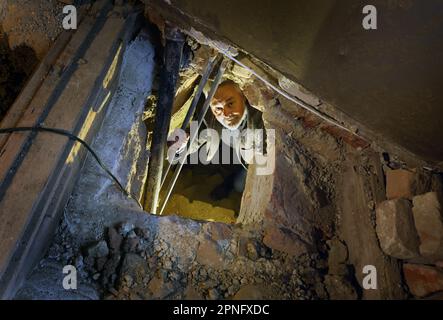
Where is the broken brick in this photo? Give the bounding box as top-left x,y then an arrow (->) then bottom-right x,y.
403,264 -> 443,298
386,169 -> 416,200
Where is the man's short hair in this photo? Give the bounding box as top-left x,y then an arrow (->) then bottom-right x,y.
218,79 -> 241,90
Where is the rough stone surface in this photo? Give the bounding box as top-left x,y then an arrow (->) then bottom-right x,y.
119,253 -> 149,287
412,192 -> 443,259
233,284 -> 274,300
203,223 -> 233,241
324,275 -> 358,300
87,241 -> 109,259
207,288 -> 220,300
147,272 -> 175,299
403,264 -> 443,298
183,285 -> 204,300
107,227 -> 123,253
263,226 -> 310,257
262,109 -> 338,243
14,259 -> 99,300
196,240 -> 224,269
376,198 -> 420,259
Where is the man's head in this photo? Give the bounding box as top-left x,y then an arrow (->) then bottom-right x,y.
210,80 -> 247,130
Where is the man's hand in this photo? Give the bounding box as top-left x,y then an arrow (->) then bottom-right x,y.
166,129 -> 189,161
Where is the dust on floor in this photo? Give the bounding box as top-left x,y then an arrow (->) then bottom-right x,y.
160,164 -> 242,224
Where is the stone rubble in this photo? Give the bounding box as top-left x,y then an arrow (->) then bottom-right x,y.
79,221 -> 329,300
385,169 -> 417,200
19,210 -> 332,300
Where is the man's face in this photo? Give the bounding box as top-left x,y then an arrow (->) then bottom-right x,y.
210,82 -> 246,129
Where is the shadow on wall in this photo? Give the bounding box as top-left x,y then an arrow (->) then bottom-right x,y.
0,31 -> 38,121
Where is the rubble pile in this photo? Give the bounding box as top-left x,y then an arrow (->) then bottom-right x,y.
60,220 -> 329,300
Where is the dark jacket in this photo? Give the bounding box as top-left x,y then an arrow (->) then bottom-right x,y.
188,92 -> 267,163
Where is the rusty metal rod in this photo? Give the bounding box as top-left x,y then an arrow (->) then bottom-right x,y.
144,26 -> 185,214
159,59 -> 227,215
160,54 -> 220,189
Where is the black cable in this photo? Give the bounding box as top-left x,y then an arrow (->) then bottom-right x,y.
0,126 -> 143,209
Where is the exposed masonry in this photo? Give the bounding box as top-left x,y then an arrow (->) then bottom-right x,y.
13,32 -> 320,300
3,1 -> 443,300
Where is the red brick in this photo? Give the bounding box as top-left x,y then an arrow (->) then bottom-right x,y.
386,169 -> 416,200
404,264 -> 443,298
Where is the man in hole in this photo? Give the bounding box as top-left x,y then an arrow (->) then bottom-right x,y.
170,79 -> 266,200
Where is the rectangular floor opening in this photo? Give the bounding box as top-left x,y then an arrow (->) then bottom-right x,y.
159,152 -> 245,224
